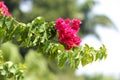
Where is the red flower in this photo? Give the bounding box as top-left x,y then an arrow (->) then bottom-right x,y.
0,1 -> 11,17
71,19 -> 82,33
55,18 -> 82,50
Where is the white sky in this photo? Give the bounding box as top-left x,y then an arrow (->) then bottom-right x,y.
75,0 -> 120,78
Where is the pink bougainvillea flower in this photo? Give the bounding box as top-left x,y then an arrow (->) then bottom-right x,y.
71,19 -> 82,33
65,18 -> 71,24
55,18 -> 82,50
0,1 -> 11,17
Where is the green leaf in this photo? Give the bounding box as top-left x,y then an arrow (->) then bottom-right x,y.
57,52 -> 67,68
0,27 -> 6,42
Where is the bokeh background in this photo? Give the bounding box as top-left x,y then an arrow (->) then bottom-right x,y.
1,0 -> 120,80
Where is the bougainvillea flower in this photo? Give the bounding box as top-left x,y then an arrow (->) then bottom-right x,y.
55,18 -> 82,50
71,19 -> 82,33
0,1 -> 11,17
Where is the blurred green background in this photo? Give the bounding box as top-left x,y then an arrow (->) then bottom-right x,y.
0,0 -> 117,80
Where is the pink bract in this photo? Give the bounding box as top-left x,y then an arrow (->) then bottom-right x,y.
71,19 -> 82,33
55,18 -> 82,50
0,1 -> 11,17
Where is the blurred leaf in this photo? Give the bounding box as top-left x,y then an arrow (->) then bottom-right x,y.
24,50 -> 56,80
0,42 -> 22,63
92,15 -> 114,27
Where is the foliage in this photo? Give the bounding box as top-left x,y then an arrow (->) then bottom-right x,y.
0,42 -> 111,80
0,15 -> 107,68
24,50 -> 56,80
0,42 -> 23,63
0,50 -> 25,80
0,1 -> 108,80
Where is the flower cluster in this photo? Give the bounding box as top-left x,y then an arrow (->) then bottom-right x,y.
0,1 -> 11,17
55,18 -> 82,50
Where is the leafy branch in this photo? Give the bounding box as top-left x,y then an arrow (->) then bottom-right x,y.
0,15 -> 107,68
